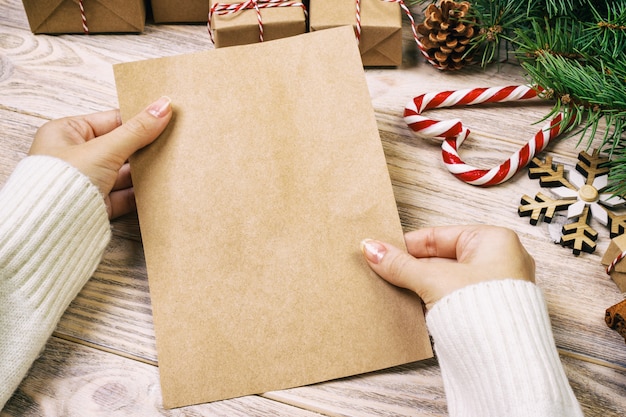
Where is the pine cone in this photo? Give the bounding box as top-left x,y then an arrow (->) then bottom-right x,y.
417,0 -> 476,70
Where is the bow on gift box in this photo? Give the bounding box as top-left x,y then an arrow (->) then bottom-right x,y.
208,0 -> 307,44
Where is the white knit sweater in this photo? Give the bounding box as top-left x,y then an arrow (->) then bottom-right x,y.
427,279 -> 585,417
0,156 -> 583,415
0,156 -> 111,409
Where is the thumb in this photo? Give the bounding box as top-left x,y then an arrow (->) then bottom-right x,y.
360,239 -> 442,309
360,239 -> 425,291
96,96 -> 173,161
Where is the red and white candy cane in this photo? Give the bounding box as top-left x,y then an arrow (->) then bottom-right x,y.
354,0 -> 441,69
79,0 -> 89,34
404,85 -> 569,186
208,0 -> 307,44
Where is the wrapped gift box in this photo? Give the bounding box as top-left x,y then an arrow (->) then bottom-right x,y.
602,233 -> 626,293
22,0 -> 146,34
208,0 -> 307,48
309,0 -> 402,67
151,0 -> 209,23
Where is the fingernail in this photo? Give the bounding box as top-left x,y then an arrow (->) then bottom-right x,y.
146,96 -> 172,118
360,239 -> 387,264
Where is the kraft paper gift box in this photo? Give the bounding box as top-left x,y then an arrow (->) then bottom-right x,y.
113,26 -> 432,408
309,0 -> 402,67
602,234 -> 626,293
21,0 -> 146,34
208,0 -> 307,48
151,0 -> 208,23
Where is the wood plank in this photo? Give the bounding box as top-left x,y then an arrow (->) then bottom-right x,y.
1,337 -> 323,417
3,0 -> 626,415
54,231 -> 158,363
0,109 -> 39,182
0,0 -> 31,28
1,3 -> 214,119
265,355 -> 626,417
562,354 -> 626,417
265,359 -> 448,417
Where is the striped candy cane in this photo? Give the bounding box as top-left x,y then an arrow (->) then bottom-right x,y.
404,85 -> 570,186
208,0 -> 307,44
354,0 -> 440,68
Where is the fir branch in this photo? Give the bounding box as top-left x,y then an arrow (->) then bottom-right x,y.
466,0 -> 533,66
605,144 -> 626,197
521,52 -> 626,148
543,0 -> 575,17
512,2 -> 626,162
579,2 -> 626,59
514,17 -> 586,61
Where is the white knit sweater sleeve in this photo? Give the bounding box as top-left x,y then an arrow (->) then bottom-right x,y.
426,279 -> 584,417
0,155 -> 111,409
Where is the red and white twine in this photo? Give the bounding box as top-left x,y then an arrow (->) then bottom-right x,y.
355,0 -> 362,41
79,0 -> 89,34
208,0 -> 307,44
404,85 -> 569,186
607,250 -> 626,275
354,0 -> 441,69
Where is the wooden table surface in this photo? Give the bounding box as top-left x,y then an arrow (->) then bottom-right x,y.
1,1 -> 625,415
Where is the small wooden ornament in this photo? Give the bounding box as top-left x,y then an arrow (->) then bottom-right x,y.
605,299 -> 626,343
519,150 -> 626,255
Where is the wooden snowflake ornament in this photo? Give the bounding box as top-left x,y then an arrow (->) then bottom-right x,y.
518,150 -> 626,255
